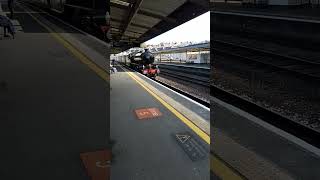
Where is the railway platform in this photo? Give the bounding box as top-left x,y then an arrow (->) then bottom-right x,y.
0,2 -> 109,180
110,64 -> 211,179
211,96 -> 320,179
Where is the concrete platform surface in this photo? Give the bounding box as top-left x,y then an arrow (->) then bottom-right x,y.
0,3 -> 109,180
110,64 -> 210,180
211,97 -> 320,180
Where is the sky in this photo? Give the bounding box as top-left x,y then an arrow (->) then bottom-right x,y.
144,11 -> 210,45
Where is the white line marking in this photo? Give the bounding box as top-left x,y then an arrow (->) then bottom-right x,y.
211,96 -> 320,157
176,134 -> 191,143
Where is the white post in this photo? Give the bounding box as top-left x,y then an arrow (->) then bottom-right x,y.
198,49 -> 201,63
185,50 -> 187,63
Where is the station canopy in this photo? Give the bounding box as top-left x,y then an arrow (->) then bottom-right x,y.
110,0 -> 208,52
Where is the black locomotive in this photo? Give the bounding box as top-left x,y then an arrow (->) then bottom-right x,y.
128,49 -> 159,77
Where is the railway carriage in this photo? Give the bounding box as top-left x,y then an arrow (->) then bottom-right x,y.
29,0 -> 108,40
30,0 -> 107,13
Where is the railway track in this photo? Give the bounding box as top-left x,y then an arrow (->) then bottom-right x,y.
152,64 -> 320,148
119,61 -> 320,148
156,63 -> 210,87
213,40 -> 320,81
117,63 -> 210,107
211,84 -> 320,149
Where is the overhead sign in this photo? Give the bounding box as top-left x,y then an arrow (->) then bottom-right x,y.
135,108 -> 162,120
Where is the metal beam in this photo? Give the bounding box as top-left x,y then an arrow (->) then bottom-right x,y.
112,18 -> 150,30
120,0 -> 144,39
112,34 -> 138,43
110,1 -> 130,10
130,23 -> 150,30
111,3 -> 177,24
111,18 -> 123,23
111,25 -> 144,35
112,18 -> 162,35
188,0 -> 208,8
137,9 -> 177,24
113,31 -> 140,40
112,27 -> 141,40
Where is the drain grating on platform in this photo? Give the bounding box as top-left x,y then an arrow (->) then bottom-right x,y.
80,149 -> 111,180
134,108 -> 162,120
174,132 -> 208,162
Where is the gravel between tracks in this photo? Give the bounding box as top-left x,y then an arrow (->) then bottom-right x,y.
214,32 -> 320,63
156,75 -> 210,104
213,32 -> 320,132
212,66 -> 320,132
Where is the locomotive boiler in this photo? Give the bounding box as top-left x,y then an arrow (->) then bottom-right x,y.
128,49 -> 160,78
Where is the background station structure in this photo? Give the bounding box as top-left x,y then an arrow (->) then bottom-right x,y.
110,0 -> 208,53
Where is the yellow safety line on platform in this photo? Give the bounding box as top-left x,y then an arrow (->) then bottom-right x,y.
120,66 -> 244,180
211,154 -> 245,180
24,5 -> 109,82
120,66 -> 210,144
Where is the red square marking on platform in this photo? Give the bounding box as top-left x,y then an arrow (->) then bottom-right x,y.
135,108 -> 162,120
80,150 -> 111,180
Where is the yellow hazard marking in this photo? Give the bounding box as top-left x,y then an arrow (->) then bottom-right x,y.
24,5 -> 109,82
119,66 -> 210,144
211,154 -> 245,180
120,66 -> 245,180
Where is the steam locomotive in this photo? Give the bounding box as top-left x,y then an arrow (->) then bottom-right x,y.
115,48 -> 160,78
